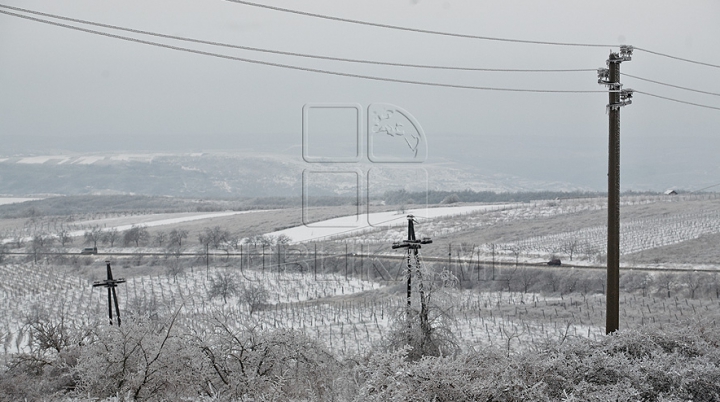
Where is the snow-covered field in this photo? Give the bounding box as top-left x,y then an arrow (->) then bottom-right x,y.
0,197 -> 41,206
4,254 -> 718,361
3,195 -> 720,272
267,204 -> 519,243
9,153 -> 172,165
310,195 -> 720,268
1,210 -> 270,245
73,210 -> 269,232
3,194 -> 720,361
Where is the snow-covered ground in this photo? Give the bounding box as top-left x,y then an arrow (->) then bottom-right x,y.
16,156 -> 69,164
267,204 -> 519,243
0,210 -> 270,245
0,197 -> 41,206
73,210 -> 269,231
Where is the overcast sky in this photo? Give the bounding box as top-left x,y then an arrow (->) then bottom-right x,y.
1,0 -> 719,191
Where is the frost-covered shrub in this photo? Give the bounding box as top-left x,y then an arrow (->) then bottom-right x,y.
199,320 -> 340,401
0,304 -> 96,402
356,323 -> 720,401
75,314 -> 205,401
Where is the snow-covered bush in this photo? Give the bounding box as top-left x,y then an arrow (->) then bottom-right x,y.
356,323 -> 720,401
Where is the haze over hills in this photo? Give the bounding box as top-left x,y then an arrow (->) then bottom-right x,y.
0,152 -> 589,198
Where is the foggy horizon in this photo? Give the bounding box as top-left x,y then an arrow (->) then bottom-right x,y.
2,0 -> 720,193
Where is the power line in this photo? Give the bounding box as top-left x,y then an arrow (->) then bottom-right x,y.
634,47 -> 720,70
0,9 -> 610,94
0,3 -> 595,73
224,0 -> 614,48
691,182 -> 720,193
622,73 -> 720,97
226,1 -> 720,71
633,90 -> 720,111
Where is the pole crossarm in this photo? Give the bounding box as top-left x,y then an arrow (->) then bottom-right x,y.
92,278 -> 127,288
392,214 -> 432,250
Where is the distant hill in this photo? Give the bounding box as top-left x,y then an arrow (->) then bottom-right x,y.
0,152 -> 587,198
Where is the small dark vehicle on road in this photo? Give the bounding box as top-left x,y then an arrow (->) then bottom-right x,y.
81,247 -> 98,255
547,258 -> 562,266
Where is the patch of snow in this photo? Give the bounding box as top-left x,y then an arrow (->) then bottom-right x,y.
0,197 -> 41,205
266,204 -> 519,243
109,153 -> 168,162
72,156 -> 106,165
17,156 -> 66,164
0,210 -> 271,245
83,210 -> 269,233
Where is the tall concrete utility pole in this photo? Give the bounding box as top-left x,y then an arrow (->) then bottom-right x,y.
598,45 -> 633,334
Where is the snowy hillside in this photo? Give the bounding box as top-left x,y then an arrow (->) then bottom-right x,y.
0,151 -> 586,197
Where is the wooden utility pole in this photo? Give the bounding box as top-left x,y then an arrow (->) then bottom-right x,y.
93,260 -> 126,326
392,215 -> 432,319
598,46 -> 633,334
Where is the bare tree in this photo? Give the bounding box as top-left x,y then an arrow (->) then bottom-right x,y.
246,235 -> 264,247
32,233 -> 55,249
57,229 -> 73,247
123,225 -> 149,247
154,231 -> 167,247
239,283 -> 270,315
621,271 -> 652,297
582,243 -> 602,262
497,267 -> 518,292
517,268 -> 538,293
561,239 -> 580,261
705,273 -> 720,299
84,228 -> 103,248
684,272 -> 702,299
655,273 -> 676,298
168,229 -> 189,247
207,271 -> 239,304
260,235 -> 277,247
541,271 -> 561,293
276,234 -> 291,246
164,248 -> 185,283
581,271 -> 605,295
225,233 -> 243,250
102,228 -> 120,247
559,270 -> 580,295
199,226 -> 230,249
